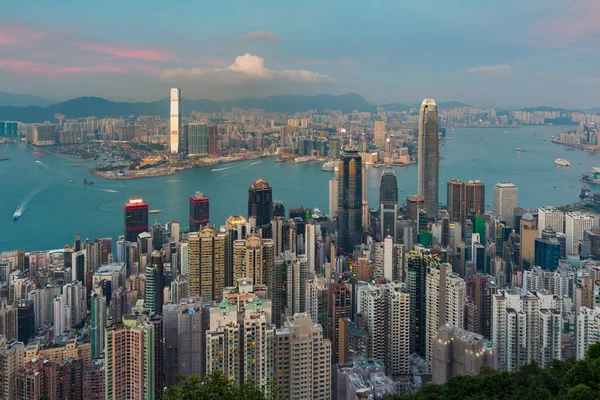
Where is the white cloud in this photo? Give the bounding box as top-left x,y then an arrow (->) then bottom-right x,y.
161,53 -> 335,83
454,65 -> 512,75
240,31 -> 281,42
575,77 -> 600,84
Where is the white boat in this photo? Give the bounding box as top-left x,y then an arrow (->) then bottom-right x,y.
295,156 -> 315,163
555,158 -> 570,167
321,161 -> 337,172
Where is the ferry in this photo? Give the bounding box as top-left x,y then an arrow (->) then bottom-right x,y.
13,214 -> 19,221
149,210 -> 162,214
83,178 -> 93,185
294,156 -> 315,163
321,161 -> 337,172
555,158 -> 570,167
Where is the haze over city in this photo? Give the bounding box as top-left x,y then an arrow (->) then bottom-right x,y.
1,0 -> 599,108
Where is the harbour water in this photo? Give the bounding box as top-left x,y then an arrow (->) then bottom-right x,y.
1,125 -> 596,252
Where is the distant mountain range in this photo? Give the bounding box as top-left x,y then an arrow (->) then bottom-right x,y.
0,91 -> 596,123
0,92 -> 57,107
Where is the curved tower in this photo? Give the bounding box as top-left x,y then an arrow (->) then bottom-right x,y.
418,99 -> 439,217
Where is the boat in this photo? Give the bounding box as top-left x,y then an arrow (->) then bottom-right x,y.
149,210 -> 162,214
504,131 -> 509,134
581,167 -> 600,185
555,158 -> 570,167
83,178 -> 93,185
0,158 -> 8,161
69,180 -> 73,183
33,151 -> 45,156
321,161 -> 337,172
294,156 -> 315,163
13,214 -> 19,221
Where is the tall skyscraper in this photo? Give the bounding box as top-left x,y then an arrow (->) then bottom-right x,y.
208,125 -> 218,156
90,291 -> 106,359
275,313 -> 331,400
187,124 -> 209,156
374,120 -> 386,149
493,183 -> 518,226
329,177 -> 339,219
418,99 -> 439,217
448,179 -> 485,222
337,149 -> 363,253
187,227 -> 226,301
145,251 -> 165,316
407,249 -> 431,356
124,198 -> 148,242
189,192 -> 209,232
519,211 -> 537,267
248,178 -> 273,228
169,88 -> 180,154
232,234 -> 274,286
380,170 -> 399,242
328,282 -> 352,364
379,169 -> 398,204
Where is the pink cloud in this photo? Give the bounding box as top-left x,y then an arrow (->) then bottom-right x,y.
0,24 -> 47,46
76,41 -> 179,61
533,0 -> 600,46
0,58 -> 126,78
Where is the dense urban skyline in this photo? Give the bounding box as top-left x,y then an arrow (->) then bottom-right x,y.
1,1 -> 600,108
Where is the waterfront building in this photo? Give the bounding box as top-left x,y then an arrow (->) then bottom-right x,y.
538,206 -> 565,235
565,211 -> 599,255
493,183 -> 518,226
374,120 -> 386,149
418,99 -> 439,217
248,178 -> 273,228
337,149 -> 363,253
124,198 -> 149,243
187,123 -> 208,156
189,192 -> 209,232
170,88 -> 180,154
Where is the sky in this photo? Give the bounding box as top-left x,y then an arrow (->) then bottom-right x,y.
0,0 -> 599,108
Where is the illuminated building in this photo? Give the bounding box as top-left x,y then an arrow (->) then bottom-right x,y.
337,149 -> 363,253
124,198 -> 148,243
189,192 -> 209,232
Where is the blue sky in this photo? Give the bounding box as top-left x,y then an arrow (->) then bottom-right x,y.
1,0 -> 598,108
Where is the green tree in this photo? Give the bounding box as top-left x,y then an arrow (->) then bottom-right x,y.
567,384 -> 596,400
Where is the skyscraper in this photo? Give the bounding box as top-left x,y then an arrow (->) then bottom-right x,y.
145,251 -> 165,316
248,178 -> 273,228
329,177 -> 339,219
448,179 -> 486,222
169,88 -> 180,154
493,183 -> 518,226
337,149 -> 363,253
187,227 -> 226,301
374,120 -> 386,149
538,206 -> 565,235
565,212 -> 599,255
418,99 -> 439,217
124,198 -> 148,242
90,291 -> 106,359
189,192 -> 209,232
208,125 -> 218,155
379,169 -> 398,205
187,124 -> 209,156
407,249 -> 430,356
380,170 -> 399,242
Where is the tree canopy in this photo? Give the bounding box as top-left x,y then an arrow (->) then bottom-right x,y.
384,343 -> 600,400
162,371 -> 284,400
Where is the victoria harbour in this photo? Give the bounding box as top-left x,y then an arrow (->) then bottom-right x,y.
0,124 -> 593,251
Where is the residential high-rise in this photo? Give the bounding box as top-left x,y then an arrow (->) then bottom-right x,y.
169,88 -> 180,154
187,124 -> 209,156
145,251 -> 165,316
187,227 -> 226,301
565,212 -> 598,255
328,282 -> 352,364
432,323 -> 497,384
360,282 -> 410,377
248,178 -> 273,228
337,149 -> 363,253
374,120 -> 386,149
576,307 -> 600,360
275,313 -> 331,400
305,275 -> 328,329
104,315 -> 156,400
493,183 -> 518,226
492,289 -> 562,371
425,262 -> 466,371
124,198 -> 148,242
189,192 -> 210,232
90,291 -> 106,359
538,206 -> 565,235
164,298 -> 208,387
284,252 -> 308,315
232,234 -> 274,287
417,99 -> 439,217
329,177 -> 339,219
170,275 -> 189,304
0,338 -> 25,400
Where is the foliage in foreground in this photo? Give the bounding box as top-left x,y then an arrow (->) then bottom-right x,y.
386,343 -> 600,400
162,370 -> 284,400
